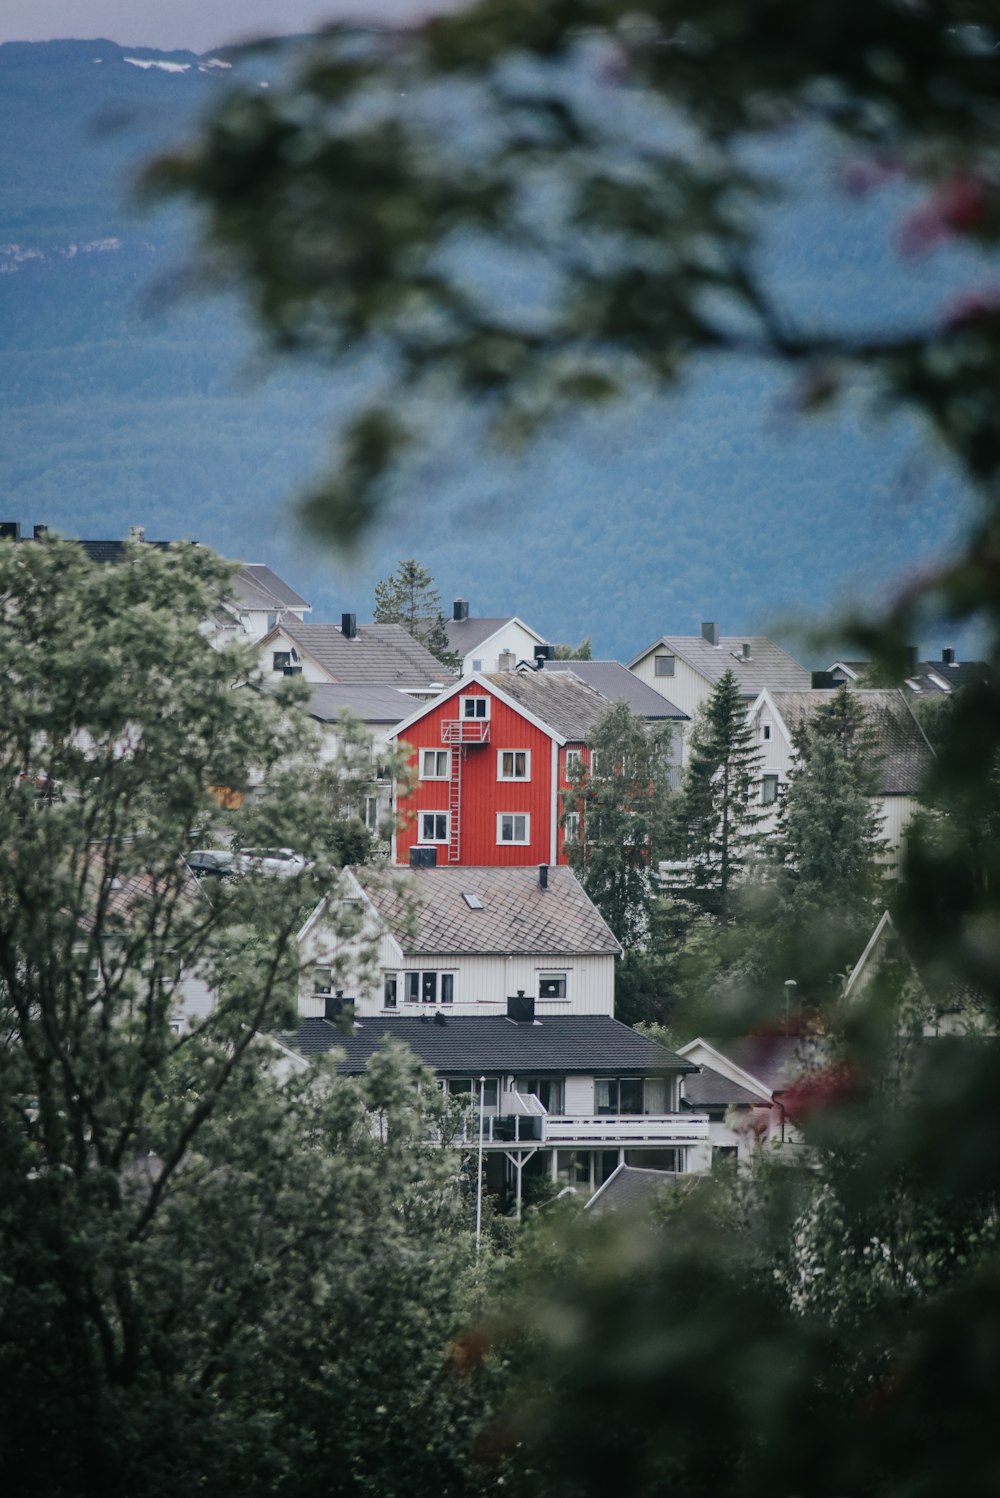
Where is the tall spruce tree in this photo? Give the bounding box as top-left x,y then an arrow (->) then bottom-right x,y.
677,669 -> 764,922
562,701 -> 676,950
373,559 -> 459,672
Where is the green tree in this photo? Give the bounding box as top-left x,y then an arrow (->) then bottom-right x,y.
676,670 -> 764,922
0,538 -> 492,1498
552,637 -> 593,661
562,700 -> 676,949
373,558 -> 459,672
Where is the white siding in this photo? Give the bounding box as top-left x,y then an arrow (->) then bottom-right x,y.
461,621 -> 545,674
631,651 -> 713,720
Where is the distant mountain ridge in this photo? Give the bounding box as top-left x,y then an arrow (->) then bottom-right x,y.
0,38 -> 980,660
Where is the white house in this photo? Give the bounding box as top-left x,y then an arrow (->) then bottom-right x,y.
629,622 -> 811,761
446,599 -> 550,674
677,1035 -> 814,1162
747,687 -> 934,869
290,861 -> 708,1203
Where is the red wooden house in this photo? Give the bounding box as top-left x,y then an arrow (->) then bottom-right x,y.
389,671 -> 617,867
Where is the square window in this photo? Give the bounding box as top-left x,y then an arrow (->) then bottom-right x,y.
420,812 -> 449,842
272,651 -> 291,672
420,749 -> 450,779
497,812 -> 529,844
538,972 -> 567,999
498,749 -> 530,780
460,695 -> 489,720
313,966 -> 335,995
472,658 -> 483,672
654,654 -> 676,677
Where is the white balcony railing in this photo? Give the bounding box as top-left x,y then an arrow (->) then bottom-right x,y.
448,1108 -> 709,1149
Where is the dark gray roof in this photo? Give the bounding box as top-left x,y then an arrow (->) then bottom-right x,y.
683,1063 -> 770,1110
306,684 -> 415,724
280,621 -> 453,688
446,616 -> 530,654
349,863 -> 622,957
769,689 -> 933,795
487,669 -> 615,742
543,661 -> 687,720
699,1035 -> 824,1096
585,1164 -> 683,1215
631,634 -> 811,696
831,658 -> 992,695
78,539 -> 173,562
234,563 -> 309,612
284,1014 -> 696,1075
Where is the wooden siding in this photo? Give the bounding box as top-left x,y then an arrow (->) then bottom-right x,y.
395,682 -> 560,867
564,1075 -> 595,1115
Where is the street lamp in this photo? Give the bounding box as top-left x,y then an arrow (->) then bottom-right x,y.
475,1074 -> 486,1257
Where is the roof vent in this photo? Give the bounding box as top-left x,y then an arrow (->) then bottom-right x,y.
0,522 -> 21,541
453,598 -> 469,622
507,991 -> 536,1024
534,644 -> 555,669
410,845 -> 437,869
701,621 -> 720,647
538,864 -> 549,890
942,646 -> 956,665
33,523 -> 47,538
741,642 -> 751,661
341,612 -> 357,640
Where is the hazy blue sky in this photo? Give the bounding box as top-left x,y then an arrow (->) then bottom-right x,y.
0,2 -> 465,52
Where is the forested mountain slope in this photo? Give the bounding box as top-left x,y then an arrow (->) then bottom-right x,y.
0,39 -> 981,658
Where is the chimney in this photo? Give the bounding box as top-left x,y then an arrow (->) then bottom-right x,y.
701,621 -> 720,647
433,1010 -> 447,1027
324,991 -> 344,1022
507,991 -> 536,1024
811,671 -> 838,689
905,645 -> 918,676
341,612 -> 357,640
942,647 -> 956,665
410,845 -> 438,869
534,644 -> 555,669
498,650 -> 516,671
33,524 -> 47,539
741,641 -> 751,661
538,864 -> 549,890
453,598 -> 469,622
0,522 -> 21,542
128,525 -> 145,543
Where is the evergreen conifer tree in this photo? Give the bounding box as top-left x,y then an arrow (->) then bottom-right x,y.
562,701 -> 675,949
677,669 -> 764,921
373,559 -> 459,672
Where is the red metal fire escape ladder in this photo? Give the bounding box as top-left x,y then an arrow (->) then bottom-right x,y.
440,718 -> 490,863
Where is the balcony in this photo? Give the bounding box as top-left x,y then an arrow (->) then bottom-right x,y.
441,719 -> 490,745
450,1108 -> 709,1149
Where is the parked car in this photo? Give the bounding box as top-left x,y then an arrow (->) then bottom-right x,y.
234,848 -> 310,878
186,849 -> 238,879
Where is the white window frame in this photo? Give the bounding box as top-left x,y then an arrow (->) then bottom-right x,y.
363,795 -> 379,830
654,653 -> 676,677
497,812 -> 530,845
420,748 -> 450,779
497,748 -> 531,781
537,971 -> 568,1000
563,811 -> 580,846
565,748 -> 582,777
420,811 -> 450,843
762,723 -> 772,741
459,694 -> 490,720
761,774 -> 780,806
402,970 -> 456,1005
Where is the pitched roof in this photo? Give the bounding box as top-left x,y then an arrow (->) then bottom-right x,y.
631,634 -> 811,696
283,1013 -> 695,1074
691,1034 -> 824,1097
585,1164 -> 683,1214
683,1063 -> 770,1110
349,863 -> 622,957
767,688 -> 933,794
232,563 -> 309,613
446,616 -> 545,655
278,620 -> 453,688
485,669 -> 615,742
78,539 -> 174,562
543,660 -> 687,720
305,684 -> 415,725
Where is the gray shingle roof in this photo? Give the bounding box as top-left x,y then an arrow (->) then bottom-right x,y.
350,863 -> 622,957
543,661 -> 687,720
281,621 -> 453,688
585,1164 -> 683,1214
235,563 -> 310,612
487,669 -> 615,742
701,1035 -> 824,1096
306,684 -> 415,724
769,689 -> 933,795
446,616 -> 533,654
631,634 -> 811,696
284,1013 -> 695,1074
683,1064 -> 769,1110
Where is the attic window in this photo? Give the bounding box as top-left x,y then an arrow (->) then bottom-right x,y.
462,892 -> 484,909
654,654 -> 675,677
